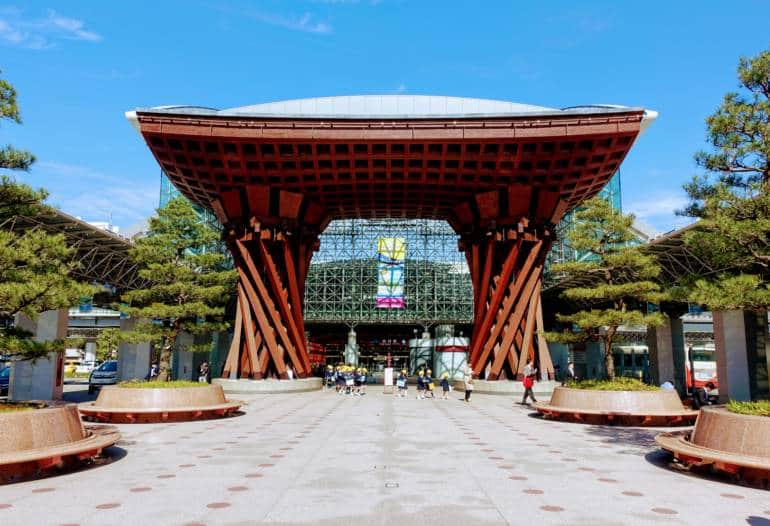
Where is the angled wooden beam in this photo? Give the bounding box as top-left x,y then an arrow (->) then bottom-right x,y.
234,260 -> 288,379
474,239 -> 495,325
535,294 -> 555,380
255,238 -> 309,373
282,239 -> 306,345
222,295 -> 243,378
237,239 -> 304,376
472,240 -> 539,370
238,283 -> 261,380
475,255 -> 542,376
497,279 -> 538,379
469,238 -> 524,365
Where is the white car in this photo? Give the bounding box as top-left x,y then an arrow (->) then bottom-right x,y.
75,361 -> 100,374
88,361 -> 118,394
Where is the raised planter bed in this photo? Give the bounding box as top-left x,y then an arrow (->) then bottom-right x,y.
533,386 -> 698,426
0,403 -> 120,484
214,377 -> 322,394
656,406 -> 770,486
79,384 -> 242,424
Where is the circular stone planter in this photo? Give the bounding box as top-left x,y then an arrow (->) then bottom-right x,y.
533,386 -> 698,426
79,384 -> 242,424
656,406 -> 770,486
0,403 -> 120,483
214,377 -> 322,394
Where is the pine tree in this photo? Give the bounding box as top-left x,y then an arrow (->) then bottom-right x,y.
680,48 -> 770,310
119,197 -> 237,381
0,70 -> 35,171
0,72 -> 91,359
546,197 -> 665,381
95,328 -> 121,362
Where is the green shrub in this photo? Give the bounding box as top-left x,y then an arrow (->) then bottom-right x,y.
64,371 -> 91,379
0,403 -> 39,413
118,380 -> 207,389
565,377 -> 660,392
727,400 -> 770,417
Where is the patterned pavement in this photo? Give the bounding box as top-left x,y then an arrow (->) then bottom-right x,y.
0,389 -> 767,525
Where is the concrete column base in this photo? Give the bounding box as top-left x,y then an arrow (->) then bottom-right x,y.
117,317 -> 152,382
713,310 -> 752,402
647,315 -> 685,394
9,310 -> 67,401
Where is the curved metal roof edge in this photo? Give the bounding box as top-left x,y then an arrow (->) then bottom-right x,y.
128,95 -> 653,121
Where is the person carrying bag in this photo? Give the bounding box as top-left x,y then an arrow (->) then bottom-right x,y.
463,366 -> 474,403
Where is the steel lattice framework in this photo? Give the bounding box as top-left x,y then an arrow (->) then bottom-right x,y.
0,208 -> 147,292
545,222 -> 733,294
304,219 -> 473,325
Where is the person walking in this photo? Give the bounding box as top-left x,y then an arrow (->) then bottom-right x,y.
562,362 -> 577,385
440,372 -> 450,400
521,359 -> 538,405
425,369 -> 435,399
146,362 -> 159,381
396,369 -> 408,398
416,370 -> 425,399
198,362 -> 211,383
359,367 -> 368,395
463,366 -> 474,403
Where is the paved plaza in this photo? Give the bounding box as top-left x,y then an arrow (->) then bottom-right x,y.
2,389 -> 768,525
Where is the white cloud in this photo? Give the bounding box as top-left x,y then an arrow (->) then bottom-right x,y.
210,5 -> 332,34
44,10 -> 101,42
0,7 -> 101,49
32,161 -> 156,230
625,192 -> 694,235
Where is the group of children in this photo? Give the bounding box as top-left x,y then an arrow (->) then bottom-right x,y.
324,365 -> 368,396
397,368 -> 452,400
324,364 -> 455,399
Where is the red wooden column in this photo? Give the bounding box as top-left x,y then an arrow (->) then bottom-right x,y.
215,185 -> 327,380
463,227 -> 554,381
455,186 -> 568,382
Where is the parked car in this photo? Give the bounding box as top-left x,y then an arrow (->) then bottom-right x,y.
0,366 -> 10,395
75,361 -> 100,374
88,360 -> 118,394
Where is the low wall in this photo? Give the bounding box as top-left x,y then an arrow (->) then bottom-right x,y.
214,377 -> 322,394
546,386 -> 688,414
92,384 -> 228,409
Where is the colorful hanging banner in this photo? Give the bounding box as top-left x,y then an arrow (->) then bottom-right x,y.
376,237 -> 405,309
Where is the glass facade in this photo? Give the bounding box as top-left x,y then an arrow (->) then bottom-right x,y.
546,172 -> 622,273
159,172 -> 220,229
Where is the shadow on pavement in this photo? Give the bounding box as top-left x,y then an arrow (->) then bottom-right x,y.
644,448 -> 752,489
747,517 -> 770,525
0,446 -> 126,486
63,386 -> 97,404
584,425 -> 659,449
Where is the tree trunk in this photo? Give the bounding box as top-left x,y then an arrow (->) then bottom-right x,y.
157,337 -> 173,382
603,333 -> 616,381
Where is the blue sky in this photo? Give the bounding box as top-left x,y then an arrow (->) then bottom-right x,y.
1,1 -> 769,235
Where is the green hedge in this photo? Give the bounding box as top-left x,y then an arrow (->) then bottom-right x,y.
118,380 -> 208,389
727,400 -> 770,417
564,377 -> 660,392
